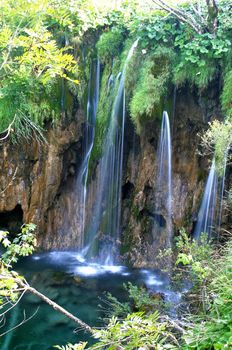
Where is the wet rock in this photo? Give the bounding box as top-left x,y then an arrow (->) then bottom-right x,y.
0,113 -> 84,249
121,86 -> 223,268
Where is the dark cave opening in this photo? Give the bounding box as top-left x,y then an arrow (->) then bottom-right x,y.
122,181 -> 135,200
0,204 -> 24,234
143,209 -> 166,228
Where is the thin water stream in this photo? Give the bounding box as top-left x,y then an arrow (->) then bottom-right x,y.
194,160 -> 218,240
154,111 -> 173,247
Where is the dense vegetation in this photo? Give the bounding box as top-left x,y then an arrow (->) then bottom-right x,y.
1,0 -> 232,146
85,0 -> 232,168
0,0 -> 232,349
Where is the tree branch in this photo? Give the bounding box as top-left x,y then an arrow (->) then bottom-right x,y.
152,0 -> 203,33
0,308 -> 39,337
0,115 -> 16,142
0,167 -> 18,196
16,278 -> 93,334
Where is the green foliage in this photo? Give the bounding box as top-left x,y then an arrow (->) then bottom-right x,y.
88,63 -> 115,172
175,229 -> 213,282
222,69 -> 232,117
127,8 -> 178,50
0,0 -> 81,140
91,312 -> 176,350
129,47 -> 173,132
62,312 -> 177,350
200,118 -> 232,176
1,223 -> 37,266
96,28 -> 124,63
125,282 -> 164,311
182,241 -> 232,349
173,31 -> 230,89
99,292 -> 131,320
0,223 -> 36,304
88,37 -> 137,169
101,281 -> 164,322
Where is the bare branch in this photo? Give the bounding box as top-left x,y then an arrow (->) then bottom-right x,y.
152,0 -> 203,33
0,289 -> 27,318
152,0 -> 219,34
0,167 -> 18,196
0,308 -> 39,337
0,115 -> 16,142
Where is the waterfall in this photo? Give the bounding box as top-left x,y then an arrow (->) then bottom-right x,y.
194,160 -> 218,240
78,59 -> 100,247
155,111 -> 173,247
84,39 -> 139,263
217,149 -> 228,234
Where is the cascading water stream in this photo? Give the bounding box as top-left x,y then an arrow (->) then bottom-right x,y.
194,160 -> 218,240
155,111 -> 173,247
77,59 -> 100,247
84,39 -> 139,263
217,148 -> 229,234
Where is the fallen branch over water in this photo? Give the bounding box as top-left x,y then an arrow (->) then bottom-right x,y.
0,273 -> 93,335
17,279 -> 93,334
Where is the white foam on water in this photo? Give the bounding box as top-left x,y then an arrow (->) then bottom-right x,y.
75,254 -> 86,263
73,263 -> 125,277
32,255 -> 41,261
74,265 -> 102,277
146,275 -> 164,286
102,265 -> 124,273
122,272 -> 130,276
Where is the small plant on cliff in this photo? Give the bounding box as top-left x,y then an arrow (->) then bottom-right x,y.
200,118 -> 232,176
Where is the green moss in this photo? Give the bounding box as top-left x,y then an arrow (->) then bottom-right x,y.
88,62 -> 115,176
121,225 -> 134,256
96,28 -> 124,63
173,58 -> 218,90
221,69 -> 232,116
129,47 -> 174,132
124,47 -> 141,97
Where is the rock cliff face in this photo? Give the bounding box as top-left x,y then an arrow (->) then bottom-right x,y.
0,113 -> 84,248
0,83 -> 229,266
121,85 -> 223,267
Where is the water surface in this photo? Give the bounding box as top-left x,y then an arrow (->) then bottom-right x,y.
1,251 -> 181,350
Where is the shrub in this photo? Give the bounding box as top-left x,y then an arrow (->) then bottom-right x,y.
182,241 -> 232,349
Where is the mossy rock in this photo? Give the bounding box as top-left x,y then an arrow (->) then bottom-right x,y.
96,28 -> 124,63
